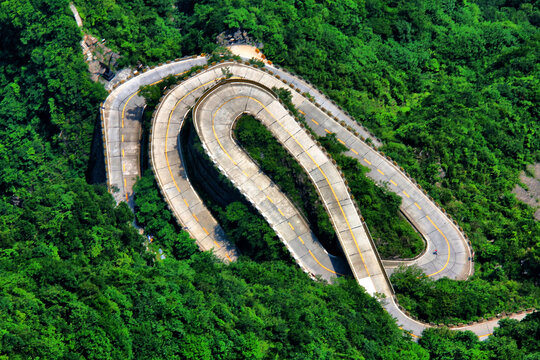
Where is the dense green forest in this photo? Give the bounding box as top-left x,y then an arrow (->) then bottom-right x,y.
1,0 -> 539,358
391,265 -> 538,325
76,0 -> 540,284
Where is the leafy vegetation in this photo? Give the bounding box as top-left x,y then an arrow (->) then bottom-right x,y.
419,312 -> 540,360
391,265 -> 538,325
1,0 -> 106,196
74,0 -> 209,67
159,0 -> 540,321
1,0 -> 539,357
134,170 -> 199,260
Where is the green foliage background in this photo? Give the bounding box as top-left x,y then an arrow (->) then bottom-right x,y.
0,0 -> 538,358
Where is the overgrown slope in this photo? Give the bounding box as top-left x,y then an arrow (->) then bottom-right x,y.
0,0 -> 539,358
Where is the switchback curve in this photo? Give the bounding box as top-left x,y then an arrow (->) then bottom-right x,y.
101,56 -> 528,339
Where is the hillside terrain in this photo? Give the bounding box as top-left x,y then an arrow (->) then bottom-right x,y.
0,0 -> 538,358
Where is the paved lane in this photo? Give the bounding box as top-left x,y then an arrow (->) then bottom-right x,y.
291,94 -> 473,280
102,58 -> 525,339
102,57 -> 207,205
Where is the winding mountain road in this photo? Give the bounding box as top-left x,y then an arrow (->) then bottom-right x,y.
101,56 -> 530,339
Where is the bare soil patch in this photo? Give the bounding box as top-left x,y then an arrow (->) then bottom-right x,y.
513,163 -> 540,220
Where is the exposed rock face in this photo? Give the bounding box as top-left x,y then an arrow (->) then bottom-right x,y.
81,34 -> 121,82
104,69 -> 133,92
512,163 -> 540,220
216,28 -> 263,49
69,3 -> 123,84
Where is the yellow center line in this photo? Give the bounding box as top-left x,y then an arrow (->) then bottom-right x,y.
298,236 -> 305,244
377,169 -> 385,175
363,158 -> 371,165
118,70 -> 187,205
193,213 -> 199,222
163,77 -> 233,260
121,91 -> 139,128
165,78 -> 223,202
123,178 -> 128,202
212,101 -> 238,165
266,195 -> 274,203
414,202 -> 422,210
390,179 -> 397,186
350,148 -> 358,155
403,190 -> 410,198
121,70 -> 188,128
288,222 -> 295,231
299,110 -> 305,115
122,69 -> 189,125
213,240 -> 221,248
399,327 -> 420,338
242,170 -> 249,177
256,96 -> 371,276
311,119 -> 319,125
478,333 -> 492,338
337,138 -> 346,145
309,250 -> 345,276
324,128 -> 332,134
425,215 -> 451,277
209,95 -> 371,277
278,208 -> 285,216
203,227 -> 209,235
119,85 -> 141,205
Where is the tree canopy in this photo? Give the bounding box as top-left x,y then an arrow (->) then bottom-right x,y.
0,0 -> 538,358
